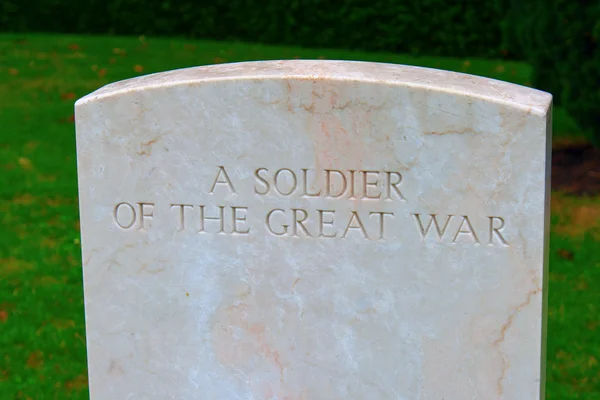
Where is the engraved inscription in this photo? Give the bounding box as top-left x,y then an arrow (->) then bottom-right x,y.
264,209 -> 395,240
414,214 -> 509,245
170,204 -> 250,235
114,202 -> 154,230
112,165 -> 509,246
253,168 -> 406,200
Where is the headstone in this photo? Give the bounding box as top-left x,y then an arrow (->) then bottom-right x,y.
75,60 -> 551,399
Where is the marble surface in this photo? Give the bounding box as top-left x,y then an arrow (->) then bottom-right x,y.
75,60 -> 552,399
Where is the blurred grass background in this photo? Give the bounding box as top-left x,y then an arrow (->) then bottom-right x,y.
0,34 -> 598,399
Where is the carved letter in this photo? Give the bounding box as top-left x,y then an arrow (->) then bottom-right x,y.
452,216 -> 480,243
361,171 -> 381,199
370,211 -> 394,240
231,206 -> 250,234
489,216 -> 508,245
347,170 -> 357,199
170,204 -> 193,231
114,202 -> 136,229
137,202 -> 154,231
325,170 -> 347,198
317,210 -> 336,238
301,169 -> 322,197
210,166 -> 236,194
274,168 -> 297,196
266,209 -> 288,236
342,211 -> 369,239
292,209 -> 312,237
385,171 -> 406,200
414,214 -> 453,240
198,205 -> 225,233
254,168 -> 270,195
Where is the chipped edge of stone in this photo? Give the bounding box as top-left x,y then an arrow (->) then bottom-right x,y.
75,60 -> 553,117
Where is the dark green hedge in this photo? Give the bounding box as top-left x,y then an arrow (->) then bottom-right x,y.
507,0 -> 600,145
1,0 -> 516,58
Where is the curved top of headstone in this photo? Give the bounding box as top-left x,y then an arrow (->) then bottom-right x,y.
76,60 -> 552,115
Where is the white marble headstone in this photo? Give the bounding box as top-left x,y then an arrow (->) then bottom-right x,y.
75,60 -> 552,399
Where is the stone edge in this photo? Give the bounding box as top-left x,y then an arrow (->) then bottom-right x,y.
75,60 -> 552,117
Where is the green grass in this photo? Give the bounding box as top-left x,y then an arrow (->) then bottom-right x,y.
0,33 -> 598,399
